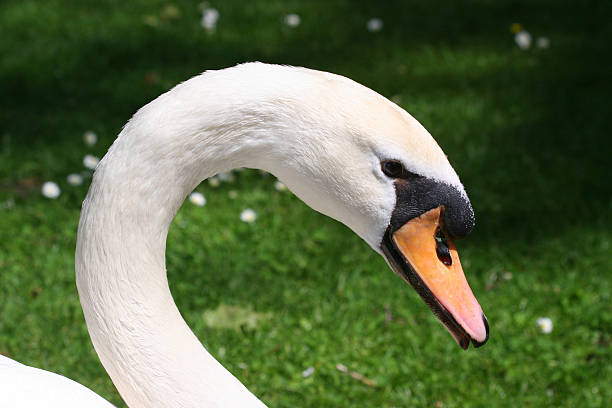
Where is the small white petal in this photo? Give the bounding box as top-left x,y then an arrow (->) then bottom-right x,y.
302,366 -> 315,378
536,36 -> 550,49
536,317 -> 553,333
189,192 -> 206,206
515,30 -> 532,50
240,208 -> 257,223
66,173 -> 83,186
208,176 -> 220,187
83,130 -> 98,146
366,18 -> 383,32
42,181 -> 61,199
274,180 -> 287,191
284,13 -> 301,27
201,8 -> 219,32
83,154 -> 100,170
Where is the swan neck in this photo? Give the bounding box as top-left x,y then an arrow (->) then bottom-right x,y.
74,72 -> 281,407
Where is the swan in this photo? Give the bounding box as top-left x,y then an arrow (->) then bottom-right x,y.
2,62 -> 488,407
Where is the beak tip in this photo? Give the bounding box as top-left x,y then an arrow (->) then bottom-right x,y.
471,314 -> 489,348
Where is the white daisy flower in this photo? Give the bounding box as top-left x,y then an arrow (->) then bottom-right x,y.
201,8 -> 219,32
41,181 -> 61,199
366,18 -> 383,32
515,30 -> 532,50
83,130 -> 97,146
83,154 -> 100,170
66,173 -> 83,186
536,317 -> 553,333
189,192 -> 206,206
284,13 -> 301,27
274,180 -> 287,191
208,176 -> 220,187
302,366 -> 315,378
240,208 -> 257,223
536,36 -> 550,49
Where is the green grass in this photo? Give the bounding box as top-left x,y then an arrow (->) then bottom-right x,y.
0,1 -> 610,407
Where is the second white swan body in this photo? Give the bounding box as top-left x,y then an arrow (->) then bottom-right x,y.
3,63 -> 488,407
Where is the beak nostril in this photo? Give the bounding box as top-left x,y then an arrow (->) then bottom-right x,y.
435,228 -> 452,266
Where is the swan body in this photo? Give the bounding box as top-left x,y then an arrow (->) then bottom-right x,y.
3,62 -> 488,407
0,354 -> 114,407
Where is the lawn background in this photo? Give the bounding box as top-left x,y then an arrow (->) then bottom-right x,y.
0,1 -> 610,407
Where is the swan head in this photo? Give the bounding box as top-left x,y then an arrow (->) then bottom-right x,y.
254,66 -> 488,349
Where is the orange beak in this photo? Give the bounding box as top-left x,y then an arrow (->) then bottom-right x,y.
382,206 -> 488,349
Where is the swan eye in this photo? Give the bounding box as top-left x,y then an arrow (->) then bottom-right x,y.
381,160 -> 408,179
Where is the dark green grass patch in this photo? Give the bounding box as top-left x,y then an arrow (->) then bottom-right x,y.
1,1 -> 610,407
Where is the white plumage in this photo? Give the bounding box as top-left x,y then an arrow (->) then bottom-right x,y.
3,63 -> 467,407
0,354 -> 114,407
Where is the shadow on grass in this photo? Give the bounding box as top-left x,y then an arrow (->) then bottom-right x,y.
1,0 -> 610,245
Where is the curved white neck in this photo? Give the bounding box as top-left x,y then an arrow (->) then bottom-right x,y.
74,66 -> 315,407
74,62 -> 453,407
